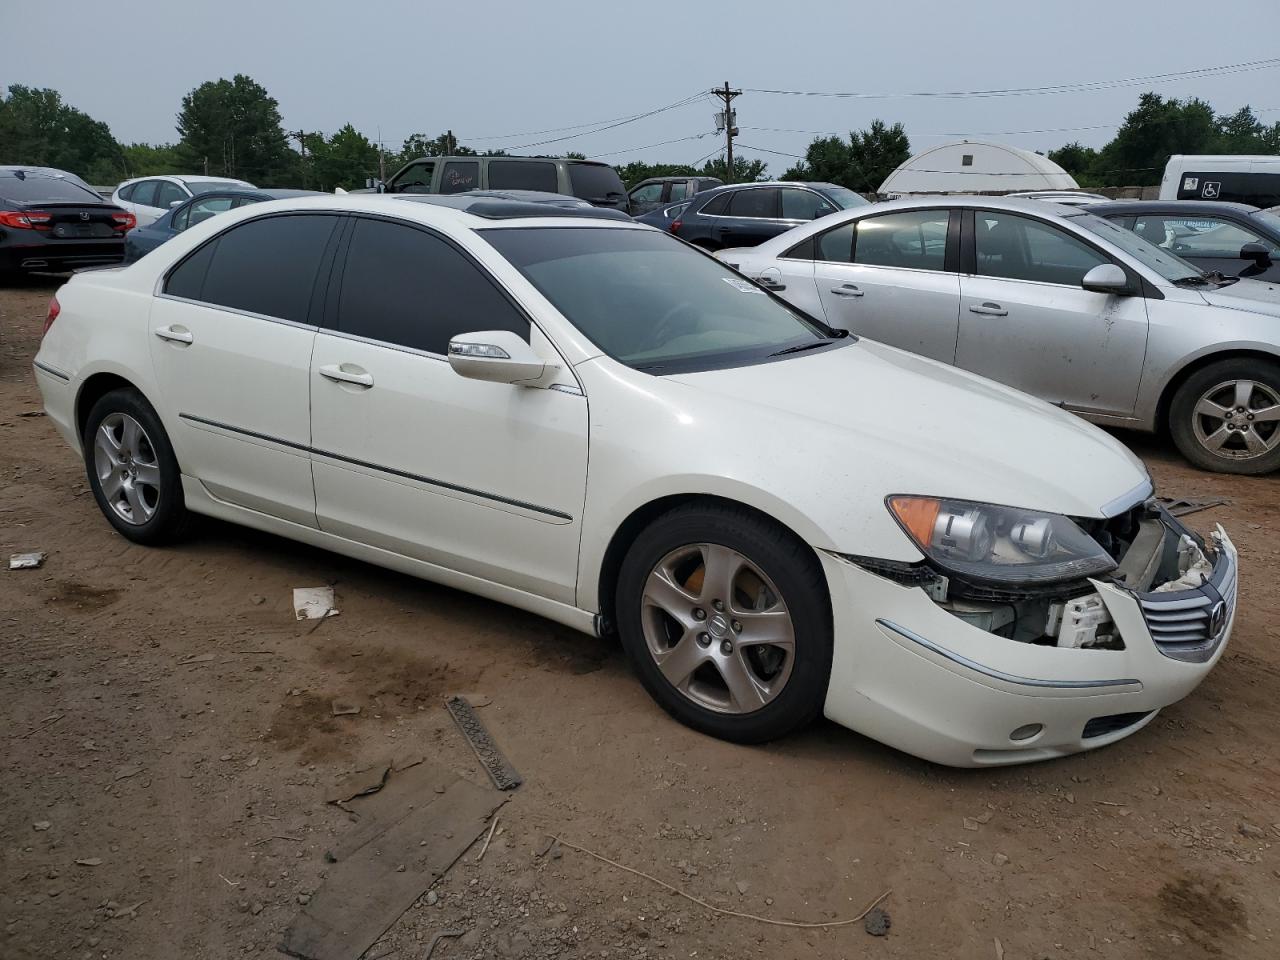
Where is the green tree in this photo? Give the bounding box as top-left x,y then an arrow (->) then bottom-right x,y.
121,142 -> 184,178
702,155 -> 767,183
308,124 -> 380,191
175,75 -> 295,185
780,120 -> 909,193
1091,93 -> 1217,187
0,85 -> 125,183
1046,142 -> 1100,183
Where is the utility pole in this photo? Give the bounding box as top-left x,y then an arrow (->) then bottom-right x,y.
289,130 -> 317,189
377,126 -> 386,185
711,81 -> 741,181
446,129 -> 457,154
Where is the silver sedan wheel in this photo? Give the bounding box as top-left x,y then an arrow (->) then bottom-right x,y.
93,413 -> 161,525
1191,379 -> 1280,461
640,543 -> 795,715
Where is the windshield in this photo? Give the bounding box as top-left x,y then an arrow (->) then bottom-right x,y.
1252,209 -> 1280,235
0,174 -> 103,203
817,185 -> 869,209
483,227 -> 840,374
188,180 -> 251,196
1069,211 -> 1205,282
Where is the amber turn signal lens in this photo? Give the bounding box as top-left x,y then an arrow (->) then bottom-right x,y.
889,496 -> 941,548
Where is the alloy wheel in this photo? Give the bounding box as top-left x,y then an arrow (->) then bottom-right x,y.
1191,379 -> 1280,461
640,543 -> 795,714
93,412 -> 161,525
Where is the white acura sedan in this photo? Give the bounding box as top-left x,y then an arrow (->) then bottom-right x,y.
33,195 -> 1237,766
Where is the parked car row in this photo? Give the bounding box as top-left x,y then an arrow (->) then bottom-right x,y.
34,191 -> 1238,767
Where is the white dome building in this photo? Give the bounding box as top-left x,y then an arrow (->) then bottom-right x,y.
879,140 -> 1079,196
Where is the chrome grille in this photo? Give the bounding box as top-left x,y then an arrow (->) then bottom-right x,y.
1138,565 -> 1235,663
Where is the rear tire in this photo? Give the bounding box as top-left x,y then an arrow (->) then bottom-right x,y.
1169,358 -> 1280,475
82,388 -> 191,544
616,503 -> 832,743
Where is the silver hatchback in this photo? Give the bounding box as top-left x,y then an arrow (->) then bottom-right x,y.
722,196 -> 1280,474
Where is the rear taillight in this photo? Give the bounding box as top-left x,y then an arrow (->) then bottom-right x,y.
112,211 -> 137,232
670,219 -> 682,235
0,210 -> 52,230
43,294 -> 60,337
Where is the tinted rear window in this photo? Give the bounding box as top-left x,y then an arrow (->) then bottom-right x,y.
166,214 -> 338,323
566,163 -> 625,201
488,160 -> 558,193
0,175 -> 102,204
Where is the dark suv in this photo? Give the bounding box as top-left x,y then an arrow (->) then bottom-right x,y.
627,176 -> 722,216
656,181 -> 868,251
379,156 -> 629,212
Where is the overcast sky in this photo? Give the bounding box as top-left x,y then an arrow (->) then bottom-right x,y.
4,0 -> 1279,171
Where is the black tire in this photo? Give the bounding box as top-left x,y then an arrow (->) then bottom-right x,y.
616,503 -> 832,743
82,388 -> 191,544
1169,357 -> 1280,475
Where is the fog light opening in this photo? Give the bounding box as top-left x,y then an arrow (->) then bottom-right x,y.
1009,723 -> 1044,742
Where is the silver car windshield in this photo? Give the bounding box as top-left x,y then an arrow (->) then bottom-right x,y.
482,226 -> 843,374
1068,212 -> 1204,283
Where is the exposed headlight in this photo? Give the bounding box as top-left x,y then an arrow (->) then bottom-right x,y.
887,496 -> 1117,586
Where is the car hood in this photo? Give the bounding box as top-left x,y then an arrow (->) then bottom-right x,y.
663,339 -> 1149,520
1197,277 -> 1280,317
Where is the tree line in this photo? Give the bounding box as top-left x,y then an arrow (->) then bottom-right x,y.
2,77 -> 1277,193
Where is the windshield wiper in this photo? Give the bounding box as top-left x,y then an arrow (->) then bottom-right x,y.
769,340 -> 837,358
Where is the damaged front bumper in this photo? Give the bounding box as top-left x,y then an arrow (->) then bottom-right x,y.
819,506 -> 1237,767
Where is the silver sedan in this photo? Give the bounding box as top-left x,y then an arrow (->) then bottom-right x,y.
720,196 -> 1280,475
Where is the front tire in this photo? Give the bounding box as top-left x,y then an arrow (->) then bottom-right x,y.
1169,358 -> 1280,474
82,388 -> 191,544
616,503 -> 832,743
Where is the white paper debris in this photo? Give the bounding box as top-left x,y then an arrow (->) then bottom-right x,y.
9,552 -> 46,570
293,586 -> 339,620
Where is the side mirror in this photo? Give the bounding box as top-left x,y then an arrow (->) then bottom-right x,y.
168,199 -> 183,208
1081,263 -> 1131,295
1240,242 -> 1273,269
448,330 -> 547,385
813,206 -> 834,220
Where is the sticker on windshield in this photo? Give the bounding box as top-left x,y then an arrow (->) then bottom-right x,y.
722,277 -> 766,295
1183,176 -> 1199,191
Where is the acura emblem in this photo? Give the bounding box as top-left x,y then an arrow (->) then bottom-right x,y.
80,212 -> 90,221
1208,599 -> 1228,638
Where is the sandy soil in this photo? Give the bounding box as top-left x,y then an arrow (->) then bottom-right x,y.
2,277 -> 1278,960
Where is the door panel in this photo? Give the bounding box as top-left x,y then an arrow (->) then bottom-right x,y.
956,278 -> 1149,415
309,216 -> 587,602
816,264 -> 960,362
147,213 -> 340,525
149,297 -> 318,526
309,335 -> 587,601
958,210 -> 1149,416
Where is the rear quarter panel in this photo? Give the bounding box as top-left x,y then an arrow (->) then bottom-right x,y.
34,269 -> 159,455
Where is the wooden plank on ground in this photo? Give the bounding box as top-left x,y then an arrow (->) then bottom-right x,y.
280,772 -> 502,960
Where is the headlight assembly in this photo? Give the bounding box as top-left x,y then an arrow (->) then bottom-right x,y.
887,495 -> 1117,586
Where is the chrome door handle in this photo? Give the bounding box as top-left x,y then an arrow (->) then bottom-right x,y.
829,284 -> 863,297
968,302 -> 1008,316
154,325 -> 193,344
319,365 -> 374,388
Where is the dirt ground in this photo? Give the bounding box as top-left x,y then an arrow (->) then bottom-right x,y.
2,277 -> 1278,960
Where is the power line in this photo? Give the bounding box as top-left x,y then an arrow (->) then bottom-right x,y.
496,92 -> 709,152
587,132 -> 714,159
742,57 -> 1280,100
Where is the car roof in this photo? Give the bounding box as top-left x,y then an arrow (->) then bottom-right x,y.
239,193 -> 633,226
1083,200 -> 1263,216
398,193 -> 632,221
